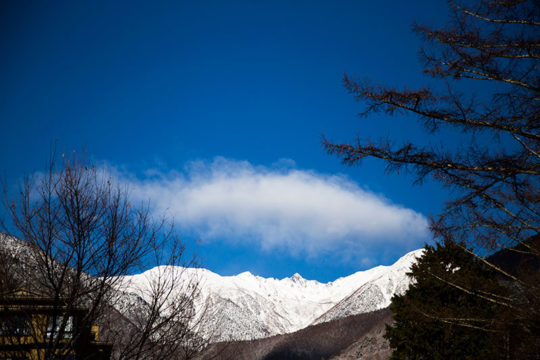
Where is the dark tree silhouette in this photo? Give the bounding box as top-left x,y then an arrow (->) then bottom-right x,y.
1,152 -> 205,360
385,241 -> 509,359
325,0 -> 539,257
324,0 -> 539,357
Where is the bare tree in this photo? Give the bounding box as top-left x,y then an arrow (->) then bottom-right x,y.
1,152 -> 205,359
108,242 -> 207,360
323,0 -> 538,356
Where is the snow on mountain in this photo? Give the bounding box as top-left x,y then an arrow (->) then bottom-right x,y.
0,233 -> 33,261
312,249 -> 423,325
0,233 -> 422,341
117,249 -> 423,342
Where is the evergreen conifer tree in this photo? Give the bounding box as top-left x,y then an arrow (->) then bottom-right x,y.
385,241 -> 510,359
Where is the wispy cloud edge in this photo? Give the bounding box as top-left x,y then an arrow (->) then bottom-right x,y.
106,157 -> 430,258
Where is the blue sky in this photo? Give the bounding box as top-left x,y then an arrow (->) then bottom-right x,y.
1,0 -> 452,282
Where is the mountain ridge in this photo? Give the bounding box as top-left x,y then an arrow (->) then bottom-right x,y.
118,249 -> 423,341
0,232 -> 422,343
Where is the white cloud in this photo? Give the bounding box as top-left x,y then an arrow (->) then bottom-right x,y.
110,158 -> 429,257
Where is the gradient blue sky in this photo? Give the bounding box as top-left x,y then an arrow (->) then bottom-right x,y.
1,1 -> 452,282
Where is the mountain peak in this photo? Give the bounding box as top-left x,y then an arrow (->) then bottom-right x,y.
288,272 -> 309,286
291,272 -> 303,280
288,272 -> 307,283
117,248 -> 423,342
237,271 -> 254,278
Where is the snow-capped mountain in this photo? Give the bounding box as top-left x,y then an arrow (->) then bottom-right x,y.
311,249 -> 422,325
0,233 -> 422,342
118,249 -> 423,341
